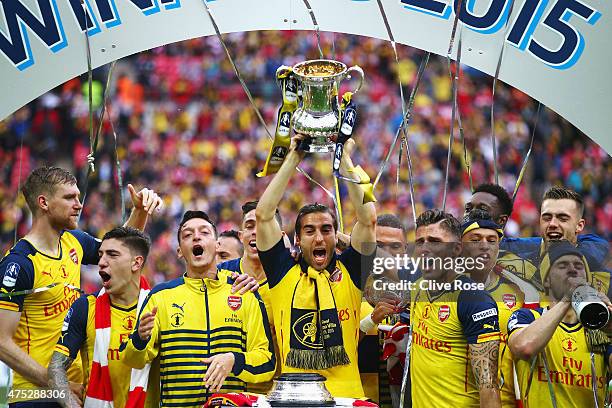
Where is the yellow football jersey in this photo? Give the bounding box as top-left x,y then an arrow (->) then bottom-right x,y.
409,276 -> 501,408
54,294 -> 159,408
217,258 -> 273,327
508,307 -> 611,407
486,273 -> 525,407
217,257 -> 279,394
497,251 -> 538,284
122,274 -> 275,406
259,239 -> 366,398
0,230 -> 100,402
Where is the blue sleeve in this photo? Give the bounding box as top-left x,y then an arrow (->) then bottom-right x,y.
458,289 -> 500,344
257,238 -> 295,288
57,296 -> 90,359
0,253 -> 34,311
577,233 -> 609,247
507,308 -> 539,335
499,237 -> 541,255
338,246 -> 375,290
398,265 -> 421,283
499,236 -> 539,248
606,345 -> 612,363
577,235 -> 610,272
69,230 -> 101,265
217,259 -> 240,273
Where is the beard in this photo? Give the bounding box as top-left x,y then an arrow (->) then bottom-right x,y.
50,214 -> 78,231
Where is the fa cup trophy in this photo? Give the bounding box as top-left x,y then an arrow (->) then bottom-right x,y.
291,59 -> 364,153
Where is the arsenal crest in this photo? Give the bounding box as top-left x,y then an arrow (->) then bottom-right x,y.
503,294 -> 516,309
438,305 -> 450,322
69,248 -> 79,265
228,295 -> 242,311
329,267 -> 342,282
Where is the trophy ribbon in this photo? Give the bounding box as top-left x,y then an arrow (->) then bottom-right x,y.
332,93 -> 376,204
257,66 -> 299,177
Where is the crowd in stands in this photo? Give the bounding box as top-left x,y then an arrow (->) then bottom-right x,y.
0,31 -> 610,289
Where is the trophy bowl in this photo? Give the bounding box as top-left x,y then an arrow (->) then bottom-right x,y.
266,373 -> 335,406
363,274 -> 411,310
291,59 -> 364,153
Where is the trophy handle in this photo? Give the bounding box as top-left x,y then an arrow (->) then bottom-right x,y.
345,66 -> 365,94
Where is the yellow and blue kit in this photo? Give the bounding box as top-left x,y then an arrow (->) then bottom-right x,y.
0,230 -> 100,402
258,238 -> 373,398
409,275 -> 501,408
121,273 -> 275,407
499,235 -> 611,297
508,307 -> 612,408
217,258 -> 273,326
54,294 -> 159,408
217,258 -> 279,394
485,272 -> 525,407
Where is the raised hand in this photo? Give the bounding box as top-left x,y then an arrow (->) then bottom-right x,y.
128,184 -> 164,215
137,306 -> 158,341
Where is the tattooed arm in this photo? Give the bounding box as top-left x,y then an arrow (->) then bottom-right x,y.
469,340 -> 501,408
48,351 -> 81,408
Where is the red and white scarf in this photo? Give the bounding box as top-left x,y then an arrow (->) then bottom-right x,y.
84,276 -> 151,408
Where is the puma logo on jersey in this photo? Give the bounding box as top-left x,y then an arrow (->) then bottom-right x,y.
172,302 -> 185,313
483,323 -> 495,331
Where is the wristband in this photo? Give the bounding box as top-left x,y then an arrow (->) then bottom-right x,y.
360,313 -> 377,333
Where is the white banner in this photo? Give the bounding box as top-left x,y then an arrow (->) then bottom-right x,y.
0,0 -> 610,153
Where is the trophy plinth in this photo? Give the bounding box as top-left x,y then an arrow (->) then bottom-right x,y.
291,59 -> 364,153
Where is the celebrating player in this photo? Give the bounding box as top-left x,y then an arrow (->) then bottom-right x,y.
0,166 -> 162,407
216,230 -> 244,263
461,209 -> 539,407
508,241 -> 612,407
409,210 -> 501,408
256,135 -> 376,398
48,227 -> 156,408
122,210 -> 275,406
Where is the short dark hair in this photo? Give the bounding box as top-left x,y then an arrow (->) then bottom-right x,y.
295,203 -> 337,236
241,200 -> 282,228
219,229 -> 240,241
22,167 -> 77,214
219,229 -> 244,256
543,186 -> 584,218
177,210 -> 217,242
102,226 -> 151,262
473,183 -> 513,217
377,214 -> 407,234
416,209 -> 461,240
